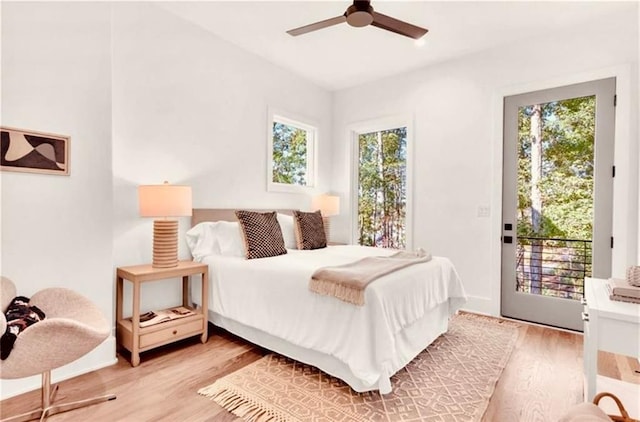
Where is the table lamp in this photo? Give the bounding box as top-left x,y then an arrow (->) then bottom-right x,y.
312,194 -> 340,242
138,182 -> 192,268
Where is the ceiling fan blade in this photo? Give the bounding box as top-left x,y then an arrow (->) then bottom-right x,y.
371,11 -> 428,40
287,15 -> 347,36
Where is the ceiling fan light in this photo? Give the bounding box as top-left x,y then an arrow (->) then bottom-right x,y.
347,11 -> 374,27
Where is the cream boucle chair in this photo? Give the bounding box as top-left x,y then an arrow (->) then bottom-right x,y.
0,276 -> 116,422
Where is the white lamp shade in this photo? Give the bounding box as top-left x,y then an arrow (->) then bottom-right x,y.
138,184 -> 192,217
312,194 -> 340,217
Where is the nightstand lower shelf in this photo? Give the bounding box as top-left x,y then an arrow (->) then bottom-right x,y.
117,312 -> 204,353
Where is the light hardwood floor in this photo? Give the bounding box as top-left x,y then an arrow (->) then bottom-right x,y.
1,316 -> 638,422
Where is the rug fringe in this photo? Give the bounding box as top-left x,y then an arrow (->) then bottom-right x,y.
198,380 -> 289,422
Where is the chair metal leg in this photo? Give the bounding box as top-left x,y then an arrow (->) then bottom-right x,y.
0,371 -> 116,422
41,372 -> 51,410
40,394 -> 117,421
49,385 -> 59,404
0,409 -> 43,422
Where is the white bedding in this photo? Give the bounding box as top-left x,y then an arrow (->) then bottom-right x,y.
194,245 -> 467,393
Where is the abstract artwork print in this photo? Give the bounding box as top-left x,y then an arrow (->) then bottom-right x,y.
1,127 -> 70,175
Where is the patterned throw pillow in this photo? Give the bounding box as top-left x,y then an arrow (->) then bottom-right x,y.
293,210 -> 327,250
235,210 -> 287,259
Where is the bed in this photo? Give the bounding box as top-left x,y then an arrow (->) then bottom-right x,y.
187,209 -> 467,394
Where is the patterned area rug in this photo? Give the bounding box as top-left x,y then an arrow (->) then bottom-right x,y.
198,313 -> 519,422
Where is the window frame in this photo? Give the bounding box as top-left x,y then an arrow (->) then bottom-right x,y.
349,115 -> 414,249
267,108 -> 318,193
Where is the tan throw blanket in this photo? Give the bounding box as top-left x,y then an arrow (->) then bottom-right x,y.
310,251 -> 432,305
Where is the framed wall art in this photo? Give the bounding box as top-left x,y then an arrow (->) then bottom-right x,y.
0,126 -> 70,175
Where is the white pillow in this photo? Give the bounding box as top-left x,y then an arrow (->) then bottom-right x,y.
185,222 -> 218,261
277,213 -> 297,249
185,221 -> 245,259
212,221 -> 245,257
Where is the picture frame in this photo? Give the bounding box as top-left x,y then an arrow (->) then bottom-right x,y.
0,126 -> 70,175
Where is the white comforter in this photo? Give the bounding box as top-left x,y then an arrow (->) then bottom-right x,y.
200,245 -> 467,393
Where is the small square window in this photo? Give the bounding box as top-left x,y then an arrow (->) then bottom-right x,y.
268,111 -> 317,192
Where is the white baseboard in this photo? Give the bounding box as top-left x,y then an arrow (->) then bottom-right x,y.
0,335 -> 117,400
460,295 -> 499,317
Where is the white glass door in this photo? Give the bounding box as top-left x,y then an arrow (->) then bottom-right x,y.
502,78 -> 615,331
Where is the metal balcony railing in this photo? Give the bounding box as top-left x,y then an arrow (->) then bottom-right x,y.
516,236 -> 592,301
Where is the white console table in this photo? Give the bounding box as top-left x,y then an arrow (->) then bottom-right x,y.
583,277 -> 640,418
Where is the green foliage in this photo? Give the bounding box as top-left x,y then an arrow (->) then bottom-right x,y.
272,122 -> 308,185
517,96 -> 595,241
358,128 -> 407,249
516,96 -> 595,299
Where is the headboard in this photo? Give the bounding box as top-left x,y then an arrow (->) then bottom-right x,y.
191,208 -> 294,227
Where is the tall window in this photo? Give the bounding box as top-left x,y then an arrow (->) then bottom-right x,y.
268,112 -> 316,192
357,127 -> 407,249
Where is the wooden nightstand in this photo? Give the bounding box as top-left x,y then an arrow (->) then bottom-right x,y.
116,261 -> 209,367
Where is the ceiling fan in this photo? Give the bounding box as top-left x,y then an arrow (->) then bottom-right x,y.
286,0 -> 428,40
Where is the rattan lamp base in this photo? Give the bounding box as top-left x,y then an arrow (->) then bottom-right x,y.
152,220 -> 178,268
322,217 -> 331,243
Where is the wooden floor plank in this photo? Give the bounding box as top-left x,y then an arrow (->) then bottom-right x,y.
0,318 -> 635,421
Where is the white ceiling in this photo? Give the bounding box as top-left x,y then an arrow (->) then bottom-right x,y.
161,1 -> 635,91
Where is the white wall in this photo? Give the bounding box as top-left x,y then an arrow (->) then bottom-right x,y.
111,3 -> 333,312
332,8 -> 639,315
1,3 -> 115,398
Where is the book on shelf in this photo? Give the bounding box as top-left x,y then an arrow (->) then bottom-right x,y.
132,306 -> 196,328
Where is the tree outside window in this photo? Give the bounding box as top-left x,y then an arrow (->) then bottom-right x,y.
268,113 -> 316,192
357,127 -> 407,249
